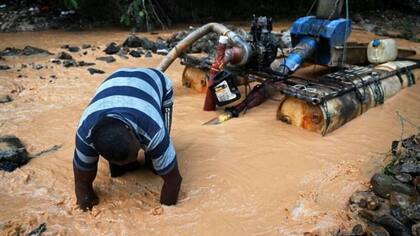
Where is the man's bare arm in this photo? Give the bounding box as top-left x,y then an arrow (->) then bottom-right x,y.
160,161 -> 182,205
73,162 -> 99,211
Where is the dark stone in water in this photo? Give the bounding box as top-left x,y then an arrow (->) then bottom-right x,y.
88,68 -> 105,75
104,42 -> 120,55
123,35 -> 156,51
371,174 -> 415,198
395,173 -> 412,183
96,56 -> 116,63
145,50 -> 153,58
350,191 -> 379,209
67,46 -> 80,53
123,35 -> 143,48
0,135 -> 29,172
118,47 -> 130,55
0,46 -> 53,57
50,59 -> 61,65
0,95 -> 12,103
27,222 -> 47,236
365,225 -> 390,236
56,51 -> 73,60
117,47 -> 130,59
389,192 -> 412,209
351,224 -> 365,236
82,44 -> 91,49
129,50 -> 142,58
413,223 -> 420,236
389,192 -> 417,227
0,64 -> 10,70
33,64 -> 43,70
390,207 -> 416,228
399,163 -> 420,176
63,60 -> 78,68
359,210 -> 411,236
78,61 -> 95,67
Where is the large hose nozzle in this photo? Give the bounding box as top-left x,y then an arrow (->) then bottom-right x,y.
157,23 -> 252,72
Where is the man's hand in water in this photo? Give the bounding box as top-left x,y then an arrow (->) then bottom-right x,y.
160,161 -> 182,205
73,163 -> 99,211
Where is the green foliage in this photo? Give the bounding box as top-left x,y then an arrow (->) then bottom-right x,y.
120,0 -> 170,32
64,0 -> 79,9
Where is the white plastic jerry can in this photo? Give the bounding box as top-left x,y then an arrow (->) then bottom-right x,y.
367,38 -> 398,64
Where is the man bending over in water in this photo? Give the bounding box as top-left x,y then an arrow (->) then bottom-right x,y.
73,68 -> 182,210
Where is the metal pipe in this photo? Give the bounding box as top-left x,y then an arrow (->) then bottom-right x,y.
277,61 -> 419,135
157,23 -> 252,72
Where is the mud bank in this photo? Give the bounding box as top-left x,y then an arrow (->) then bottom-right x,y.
0,25 -> 419,235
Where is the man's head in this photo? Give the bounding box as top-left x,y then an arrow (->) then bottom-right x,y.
91,117 -> 140,165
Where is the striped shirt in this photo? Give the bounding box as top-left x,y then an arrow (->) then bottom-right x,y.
73,68 -> 176,176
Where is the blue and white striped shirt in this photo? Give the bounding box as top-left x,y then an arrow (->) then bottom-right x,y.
73,68 -> 176,175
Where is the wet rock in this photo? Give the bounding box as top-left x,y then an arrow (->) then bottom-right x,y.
389,192 -> 412,209
0,95 -> 12,103
407,204 -> 420,221
365,225 -> 389,236
371,174 -> 415,198
415,176 -> 420,191
0,64 -> 10,70
359,210 -> 411,236
398,163 -> 420,176
56,51 -> 73,60
413,223 -> 420,236
33,64 -> 43,70
62,45 -> 80,52
78,61 -> 95,67
350,191 -> 380,210
0,135 -> 29,172
62,60 -> 78,68
145,50 -> 153,58
390,207 -> 415,228
118,47 -> 130,55
0,46 -> 53,57
87,68 -> 105,75
123,34 -> 143,48
123,35 -> 156,51
82,44 -> 91,49
155,38 -> 168,50
50,59 -> 61,65
67,46 -> 80,52
129,50 -> 142,58
394,173 -> 412,183
96,56 -> 115,63
27,222 -> 46,236
351,224 -> 365,236
104,42 -> 120,55
117,47 -> 130,59
389,192 -> 417,227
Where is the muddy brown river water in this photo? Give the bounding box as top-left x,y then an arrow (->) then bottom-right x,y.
0,24 -> 419,235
